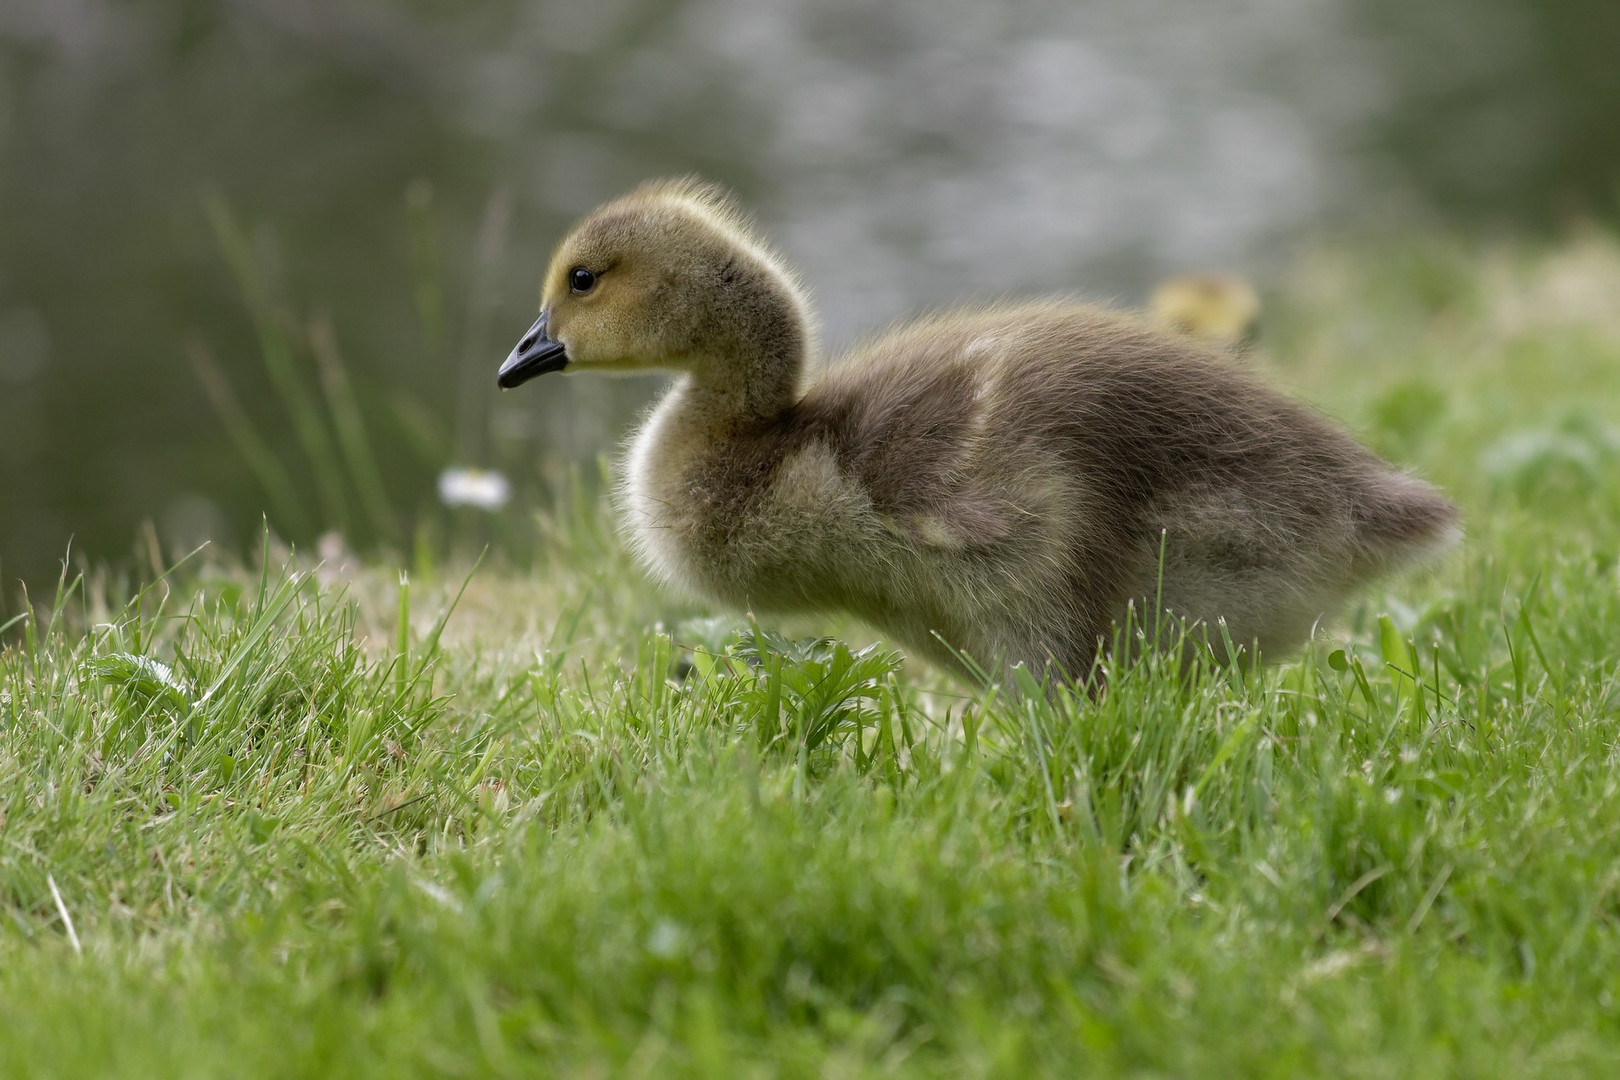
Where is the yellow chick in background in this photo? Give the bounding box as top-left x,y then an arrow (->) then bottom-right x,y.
1151,272 -> 1262,351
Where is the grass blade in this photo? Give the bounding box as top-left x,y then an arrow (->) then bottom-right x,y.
203,191 -> 349,532
308,315 -> 401,544
187,340 -> 312,537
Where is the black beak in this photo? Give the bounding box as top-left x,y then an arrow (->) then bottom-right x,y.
498,311 -> 569,389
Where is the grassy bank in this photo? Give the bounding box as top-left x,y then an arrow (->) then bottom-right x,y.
3,237 -> 1620,1077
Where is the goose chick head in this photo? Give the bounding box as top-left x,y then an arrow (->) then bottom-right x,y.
1150,272 -> 1261,350
499,179 -> 812,414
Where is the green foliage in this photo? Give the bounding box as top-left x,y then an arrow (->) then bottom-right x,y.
720,628 -> 903,756
5,241 -> 1620,1074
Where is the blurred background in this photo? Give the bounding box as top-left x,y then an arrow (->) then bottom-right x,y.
2,0 -> 1617,591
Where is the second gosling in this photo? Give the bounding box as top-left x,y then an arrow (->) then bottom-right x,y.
499,179 -> 1458,684
1150,272 -> 1262,350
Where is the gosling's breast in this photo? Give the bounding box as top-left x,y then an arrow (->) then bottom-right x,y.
619,387 -> 871,608
620,388 -> 696,592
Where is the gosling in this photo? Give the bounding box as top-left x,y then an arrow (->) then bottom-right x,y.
1151,272 -> 1262,350
499,179 -> 1458,684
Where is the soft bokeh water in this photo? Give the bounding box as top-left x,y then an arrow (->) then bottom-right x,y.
1,0 -> 1616,589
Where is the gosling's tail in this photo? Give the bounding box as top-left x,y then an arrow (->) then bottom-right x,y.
1352,471 -> 1462,575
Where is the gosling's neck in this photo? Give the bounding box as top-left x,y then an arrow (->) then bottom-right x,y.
676,273 -> 812,429
626,294 -> 814,585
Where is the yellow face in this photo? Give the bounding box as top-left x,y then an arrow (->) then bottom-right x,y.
1149,273 -> 1261,347
538,231 -> 683,374
498,194 -> 733,389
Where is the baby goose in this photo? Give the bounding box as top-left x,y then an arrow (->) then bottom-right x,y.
499,179 -> 1458,684
1151,272 -> 1262,350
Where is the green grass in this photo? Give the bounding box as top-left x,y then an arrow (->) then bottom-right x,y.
4,236 -> 1620,1077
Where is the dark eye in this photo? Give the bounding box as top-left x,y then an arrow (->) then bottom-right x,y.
569,267 -> 597,294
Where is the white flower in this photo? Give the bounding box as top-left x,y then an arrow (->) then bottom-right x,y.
437,467 -> 511,511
